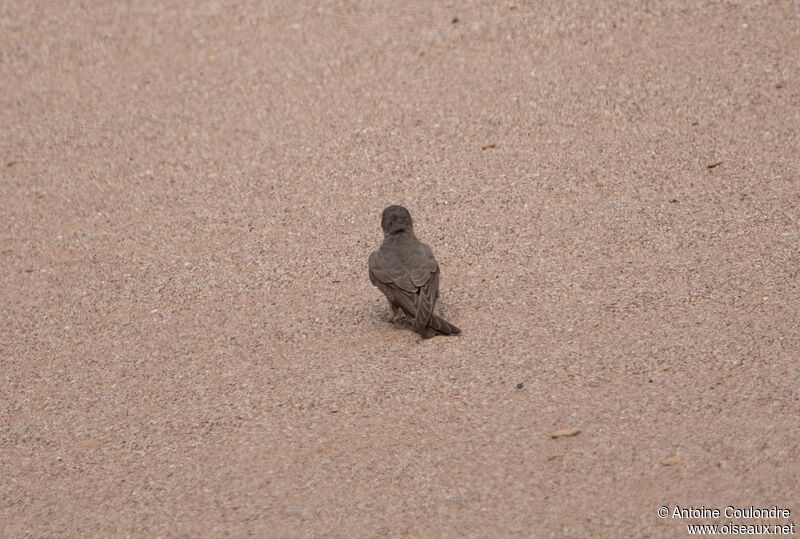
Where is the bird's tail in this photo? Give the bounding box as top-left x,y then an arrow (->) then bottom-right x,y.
428,313 -> 461,336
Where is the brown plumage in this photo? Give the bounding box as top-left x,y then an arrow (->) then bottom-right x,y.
368,205 -> 461,339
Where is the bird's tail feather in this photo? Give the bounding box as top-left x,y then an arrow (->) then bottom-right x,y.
428,313 -> 461,335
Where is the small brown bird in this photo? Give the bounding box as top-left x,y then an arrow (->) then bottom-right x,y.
368,205 -> 461,338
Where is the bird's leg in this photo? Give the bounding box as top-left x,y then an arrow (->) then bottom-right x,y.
389,302 -> 403,322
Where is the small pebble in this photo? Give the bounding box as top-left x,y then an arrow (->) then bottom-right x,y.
662,455 -> 680,466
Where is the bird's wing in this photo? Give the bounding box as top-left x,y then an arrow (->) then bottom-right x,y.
368,243 -> 438,293
407,242 -> 439,287
374,278 -> 419,317
412,269 -> 439,334
369,249 -> 418,315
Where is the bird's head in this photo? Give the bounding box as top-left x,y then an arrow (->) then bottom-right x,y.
381,205 -> 413,235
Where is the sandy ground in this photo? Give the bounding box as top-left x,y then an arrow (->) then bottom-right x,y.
2,1 -> 799,536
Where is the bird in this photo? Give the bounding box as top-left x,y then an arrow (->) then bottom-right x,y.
368,205 -> 461,339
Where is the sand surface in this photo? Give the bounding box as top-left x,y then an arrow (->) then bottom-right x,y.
2,1 -> 799,536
